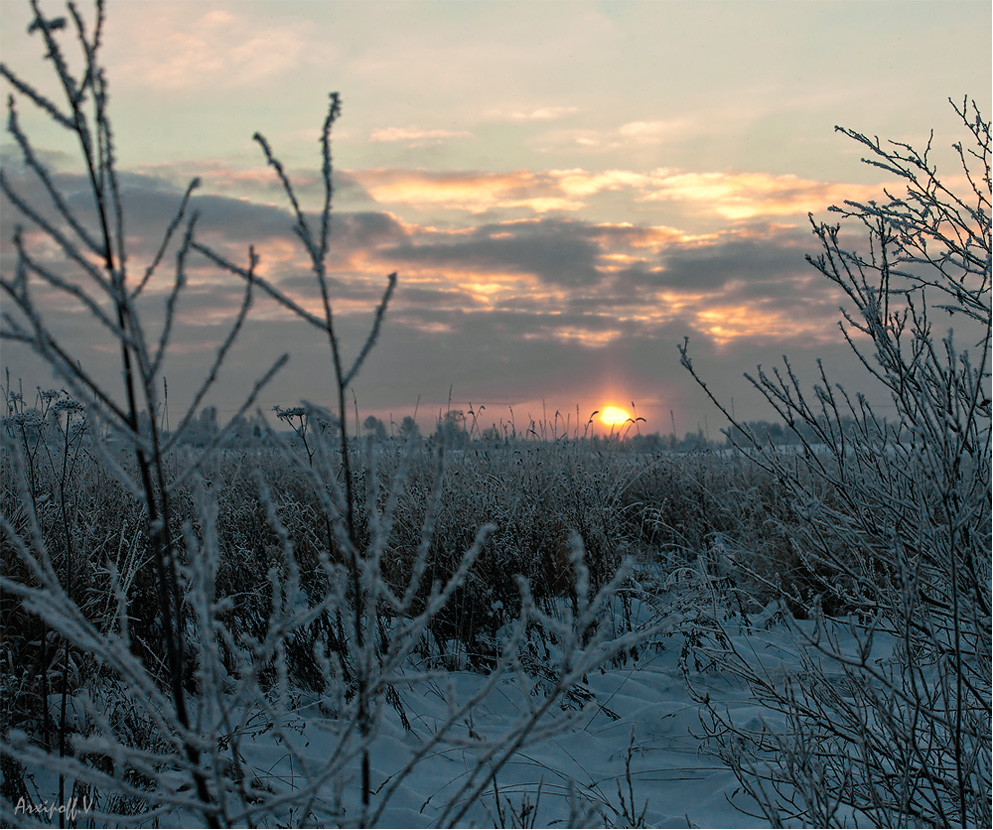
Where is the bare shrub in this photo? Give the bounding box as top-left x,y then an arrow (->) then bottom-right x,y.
681,97 -> 991,827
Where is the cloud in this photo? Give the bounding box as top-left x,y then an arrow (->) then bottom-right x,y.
352,169 -> 585,214
107,6 -> 311,91
369,127 -> 473,143
383,218 -> 606,287
506,106 -> 580,122
3,157 -> 844,351
533,118 -> 696,153
552,169 -> 650,198
0,164 -> 406,324
617,120 -> 689,140
129,161 -> 379,215
640,171 -> 884,220
348,165 -> 886,225
371,217 -> 846,347
651,232 -> 811,288
2,158 -> 867,439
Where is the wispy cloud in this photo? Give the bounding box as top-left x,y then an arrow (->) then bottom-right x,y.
350,164 -> 885,224
506,106 -> 580,122
107,6 -> 310,91
552,169 -> 650,197
369,127 -> 473,143
534,117 -> 697,153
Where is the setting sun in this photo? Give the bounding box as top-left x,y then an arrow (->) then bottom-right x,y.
600,406 -> 631,427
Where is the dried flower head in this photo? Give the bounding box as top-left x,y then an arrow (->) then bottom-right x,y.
274,405 -> 307,421
3,410 -> 47,431
52,398 -> 85,414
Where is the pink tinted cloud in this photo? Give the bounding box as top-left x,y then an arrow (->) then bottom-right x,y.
369,127 -> 473,143
106,6 -> 310,91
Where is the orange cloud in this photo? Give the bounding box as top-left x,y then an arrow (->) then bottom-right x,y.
352,169 -> 585,214
552,169 -> 649,197
693,303 -> 837,346
351,165 -> 885,225
549,328 -> 623,347
641,171 -> 885,220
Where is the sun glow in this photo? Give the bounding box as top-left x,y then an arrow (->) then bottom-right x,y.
600,406 -> 631,427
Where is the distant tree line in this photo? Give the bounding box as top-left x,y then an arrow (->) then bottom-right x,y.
143,406 -> 868,453
156,407 -> 869,454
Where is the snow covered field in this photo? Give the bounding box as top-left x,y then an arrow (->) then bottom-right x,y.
222,604 -> 904,829
9,568 -> 915,830
4,425 -> 989,828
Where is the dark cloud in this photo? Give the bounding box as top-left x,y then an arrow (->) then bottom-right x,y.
721,275 -> 843,314
397,284 -> 482,308
383,218 -> 604,286
333,211 -> 405,247
561,293 -> 640,313
188,194 -> 293,241
3,165 -> 405,271
662,233 -> 809,284
616,231 -> 813,295
333,171 -> 382,209
616,264 -> 730,292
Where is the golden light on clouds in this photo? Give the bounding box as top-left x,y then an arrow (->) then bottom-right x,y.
553,168 -> 648,197
640,171 -> 885,220
555,328 -> 622,347
350,165 -> 888,224
694,304 -> 834,346
351,169 -> 583,214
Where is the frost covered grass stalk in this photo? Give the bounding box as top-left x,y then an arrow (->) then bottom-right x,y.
1,381 -> 87,808
0,1 -> 284,822
191,84 -> 400,811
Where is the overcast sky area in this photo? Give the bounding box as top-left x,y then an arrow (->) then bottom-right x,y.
1,0 -> 990,438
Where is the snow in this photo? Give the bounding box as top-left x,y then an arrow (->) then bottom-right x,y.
13,583 -> 913,829
141,596 -> 829,830
221,646 -> 764,828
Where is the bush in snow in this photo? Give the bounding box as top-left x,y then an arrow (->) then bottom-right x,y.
681,98 -> 991,827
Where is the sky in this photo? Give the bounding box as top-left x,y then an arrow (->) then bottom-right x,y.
1,0 -> 990,438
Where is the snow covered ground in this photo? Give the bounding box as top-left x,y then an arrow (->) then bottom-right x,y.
151,589 -> 884,830
221,629 -> 769,828
16,564 -> 977,830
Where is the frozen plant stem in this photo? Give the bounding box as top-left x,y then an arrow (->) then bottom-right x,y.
10,2 -> 218,823
201,90 -> 398,812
